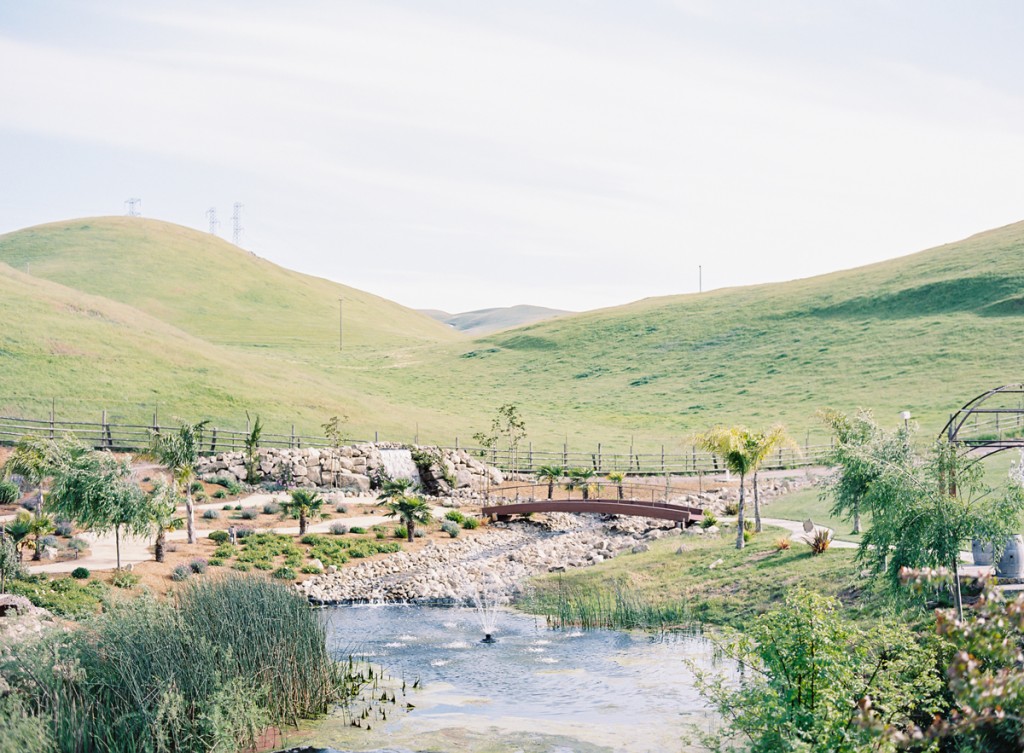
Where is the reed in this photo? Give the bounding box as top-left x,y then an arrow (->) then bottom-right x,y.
2,574 -> 357,753
525,578 -> 694,632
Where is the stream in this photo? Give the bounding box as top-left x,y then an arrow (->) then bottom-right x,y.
290,604 -> 723,753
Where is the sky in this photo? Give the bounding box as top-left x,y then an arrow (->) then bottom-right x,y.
1,1 -> 1023,313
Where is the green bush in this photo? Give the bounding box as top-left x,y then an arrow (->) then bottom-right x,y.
234,504 -> 243,511
214,543 -> 235,558
330,522 -> 348,535
222,503 -> 233,510
723,501 -> 740,516
189,480 -> 204,493
208,530 -> 229,544
301,533 -> 325,546
701,512 -> 718,529
393,526 -> 408,539
253,561 -> 274,571
68,537 -> 89,556
202,508 -> 219,520
0,479 -> 20,506
170,565 -> 192,582
272,567 -> 296,580
189,558 -> 208,574
208,558 -> 224,567
111,570 -> 140,589
445,510 -> 466,524
71,567 -> 90,580
300,564 -> 322,574
6,575 -> 107,617
441,521 -> 460,538
213,489 -> 228,499
232,562 -> 252,572
462,517 -> 479,530
349,526 -> 366,534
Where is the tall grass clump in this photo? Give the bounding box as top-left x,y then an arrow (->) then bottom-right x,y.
523,578 -> 693,632
0,574 -> 353,753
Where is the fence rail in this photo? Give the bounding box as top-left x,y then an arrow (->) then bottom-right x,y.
0,413 -> 832,475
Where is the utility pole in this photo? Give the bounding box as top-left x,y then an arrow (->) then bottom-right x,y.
125,198 -> 141,216
231,203 -> 243,246
206,207 -> 219,235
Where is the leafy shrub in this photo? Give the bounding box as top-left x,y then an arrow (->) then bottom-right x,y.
806,528 -> 832,555
234,504 -> 243,511
6,574 -> 107,617
68,537 -> 89,556
330,522 -> 348,535
195,491 -> 209,503
775,537 -> 792,551
441,521 -> 460,538
213,489 -> 228,499
348,541 -> 401,559
0,479 -> 19,505
300,564 -> 323,574
743,519 -> 754,532
239,507 -> 259,521
222,503 -> 233,510
349,526 -> 366,534
272,567 -> 296,580
39,535 -> 60,550
202,509 -> 219,520
700,512 -> 718,529
71,567 -> 90,580
236,526 -> 255,539
723,502 -> 740,516
461,517 -> 479,530
445,510 -> 466,524
214,543 -> 235,558
190,481 -> 204,493
743,530 -> 752,543
208,530 -> 229,544
301,534 -> 325,546
393,526 -> 408,539
208,558 -> 224,567
335,503 -> 348,514
55,519 -> 74,536
232,562 -> 252,572
111,570 -> 140,589
262,501 -> 281,515
171,565 -> 192,582
189,558 -> 208,574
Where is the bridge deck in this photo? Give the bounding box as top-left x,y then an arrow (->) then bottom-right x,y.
481,498 -> 703,525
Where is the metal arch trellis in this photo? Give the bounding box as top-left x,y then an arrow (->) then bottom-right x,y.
942,383 -> 1024,460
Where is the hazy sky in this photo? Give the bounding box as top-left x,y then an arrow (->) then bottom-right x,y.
2,1 -> 1023,313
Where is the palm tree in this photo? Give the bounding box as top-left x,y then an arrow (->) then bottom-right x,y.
29,514 -> 55,561
695,426 -> 761,550
148,481 -> 183,563
566,467 -> 596,500
607,471 -> 625,500
377,478 -> 414,504
382,494 -> 433,542
282,488 -> 324,536
4,512 -> 34,561
149,421 -> 207,544
749,425 -> 798,533
2,436 -> 52,516
536,465 -> 563,500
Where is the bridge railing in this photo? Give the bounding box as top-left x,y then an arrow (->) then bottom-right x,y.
485,481 -> 693,507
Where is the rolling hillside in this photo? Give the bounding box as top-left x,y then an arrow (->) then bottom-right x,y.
2,216 -> 1024,450
421,305 -> 571,335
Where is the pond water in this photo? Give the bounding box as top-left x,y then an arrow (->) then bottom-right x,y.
292,604 -> 723,753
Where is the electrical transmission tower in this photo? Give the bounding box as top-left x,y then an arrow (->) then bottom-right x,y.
124,198 -> 141,216
206,207 -> 220,235
231,203 -> 244,246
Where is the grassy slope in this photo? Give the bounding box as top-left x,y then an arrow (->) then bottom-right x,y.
2,216 -> 1024,447
407,220 -> 1024,447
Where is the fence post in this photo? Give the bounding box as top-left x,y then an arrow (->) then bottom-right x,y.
529,441 -> 533,471
100,410 -> 107,449
563,440 -> 567,468
291,425 -> 295,449
375,430 -> 379,443
49,399 -> 55,440
455,436 -> 459,450
661,445 -> 665,475
211,428 -> 218,454
597,443 -> 602,473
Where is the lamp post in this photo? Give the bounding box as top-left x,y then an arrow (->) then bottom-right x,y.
900,410 -> 912,430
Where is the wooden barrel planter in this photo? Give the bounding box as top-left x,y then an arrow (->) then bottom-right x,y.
996,535 -> 1024,580
972,539 -> 995,566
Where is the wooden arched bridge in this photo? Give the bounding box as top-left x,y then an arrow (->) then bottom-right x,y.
481,481 -> 704,526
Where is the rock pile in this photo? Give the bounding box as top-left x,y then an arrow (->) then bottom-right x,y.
195,444 -> 502,495
0,595 -> 57,655
299,514 -> 685,604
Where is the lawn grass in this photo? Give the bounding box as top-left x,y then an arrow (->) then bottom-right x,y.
763,486 -> 865,543
3,216 -> 1024,450
522,525 -> 905,631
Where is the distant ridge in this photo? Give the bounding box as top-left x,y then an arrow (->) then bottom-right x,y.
421,304 -> 572,335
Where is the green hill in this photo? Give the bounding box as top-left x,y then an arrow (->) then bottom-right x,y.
2,216 -> 1023,451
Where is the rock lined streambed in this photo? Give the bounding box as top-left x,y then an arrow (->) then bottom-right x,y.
299,513 -> 695,604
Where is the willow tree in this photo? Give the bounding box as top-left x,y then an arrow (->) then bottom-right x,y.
150,421 -> 207,545
695,426 -> 762,549
47,447 -> 150,570
749,425 -> 798,533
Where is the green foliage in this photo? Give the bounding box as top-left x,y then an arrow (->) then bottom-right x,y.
272,566 -> 296,580
381,494 -> 433,542
300,564 -> 323,574
409,446 -> 455,492
441,520 -> 460,538
0,479 -> 19,506
262,501 -> 280,515
188,558 -> 208,574
110,570 -> 140,589
208,558 -> 224,567
280,488 -> 324,535
6,574 -> 108,617
723,501 -> 739,516
71,566 -> 90,580
238,507 -> 258,520
522,578 -> 691,631
213,543 -> 235,558
231,562 -> 251,572
393,526 -> 408,539
171,564 -> 192,582
565,467 -> 596,499
445,510 -> 466,524
0,536 -> 24,592
0,574 -> 353,752
237,533 -> 303,569
473,403 -> 527,469
693,589 -> 943,753
461,516 -> 479,530
0,692 -> 53,753
349,526 -> 366,534
243,414 -> 263,484
202,508 -> 219,519
701,512 -> 718,529
321,414 -> 348,446
208,529 -> 229,543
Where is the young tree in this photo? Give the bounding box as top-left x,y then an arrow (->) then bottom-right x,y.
149,421 -> 208,545
47,448 -> 151,570
536,465 -> 563,500
473,403 -> 527,477
321,414 -> 348,447
148,480 -> 183,563
695,426 -> 761,549
694,589 -> 943,753
382,494 -> 433,542
2,436 -> 52,515
244,415 -> 263,484
281,488 -> 324,536
749,425 -> 797,533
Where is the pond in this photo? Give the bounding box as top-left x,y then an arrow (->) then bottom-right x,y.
292,604 -> 723,753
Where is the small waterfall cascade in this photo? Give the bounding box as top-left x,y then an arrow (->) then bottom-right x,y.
378,448 -> 423,489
